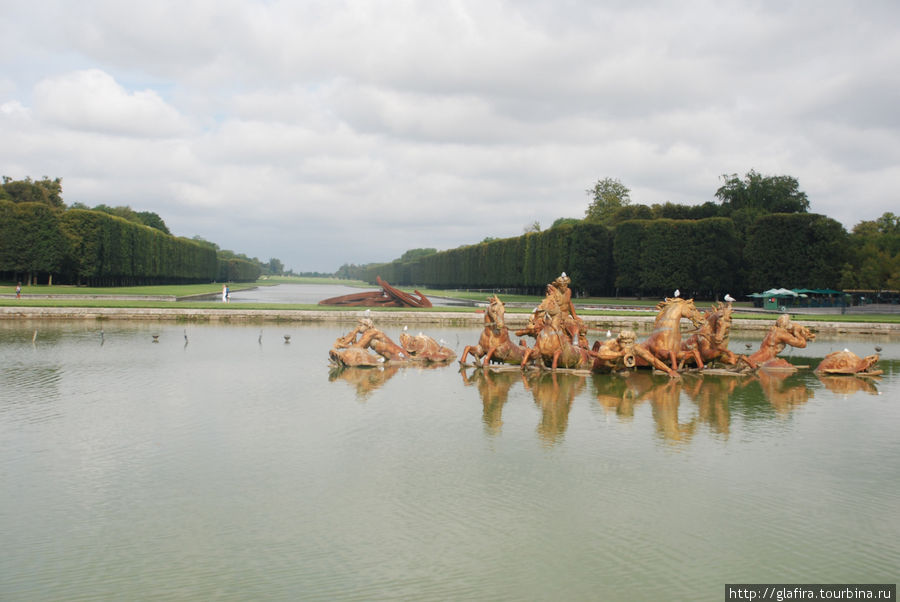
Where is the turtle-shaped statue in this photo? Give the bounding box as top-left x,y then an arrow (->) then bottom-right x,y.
814,350 -> 882,376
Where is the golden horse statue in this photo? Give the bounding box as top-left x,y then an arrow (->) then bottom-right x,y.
517,308 -> 596,371
678,302 -> 740,369
459,295 -> 528,367
643,297 -> 706,372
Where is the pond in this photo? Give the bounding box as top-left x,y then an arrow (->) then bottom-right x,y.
1,321 -> 898,601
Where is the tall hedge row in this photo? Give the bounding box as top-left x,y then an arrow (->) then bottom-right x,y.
0,201 -> 69,279
0,204 -> 221,285
362,222 -> 613,294
743,213 -> 848,291
358,214 -> 846,297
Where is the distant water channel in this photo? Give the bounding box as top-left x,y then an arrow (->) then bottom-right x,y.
1,321 -> 898,600
224,283 -> 473,306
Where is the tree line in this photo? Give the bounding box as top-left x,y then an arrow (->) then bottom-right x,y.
1,177 -> 268,285
339,172 -> 899,298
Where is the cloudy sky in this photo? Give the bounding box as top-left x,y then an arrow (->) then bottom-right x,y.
2,1 -> 898,273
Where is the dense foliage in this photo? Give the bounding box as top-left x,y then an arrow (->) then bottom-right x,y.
345,171 -> 875,299
1,177 -> 264,285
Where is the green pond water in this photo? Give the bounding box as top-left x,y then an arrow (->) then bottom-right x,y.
1,321 -> 898,601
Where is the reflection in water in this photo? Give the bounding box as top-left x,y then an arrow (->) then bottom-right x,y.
330,362 -> 453,400
816,374 -> 881,396
4,323 -> 898,600
751,369 -> 815,416
590,369 -> 828,444
459,366 -> 520,436
522,371 -> 586,446
682,373 -> 738,438
332,353 -> 889,444
592,371 -> 693,443
459,367 -> 588,445
328,364 -> 401,400
456,366 -> 840,445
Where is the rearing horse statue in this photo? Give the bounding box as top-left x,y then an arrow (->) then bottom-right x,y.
677,302 -> 739,369
644,297 -> 706,372
459,295 -> 528,367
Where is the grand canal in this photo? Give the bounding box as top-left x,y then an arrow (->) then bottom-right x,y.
1,319 -> 898,600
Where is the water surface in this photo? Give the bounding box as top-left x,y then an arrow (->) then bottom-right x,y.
1,322 -> 898,600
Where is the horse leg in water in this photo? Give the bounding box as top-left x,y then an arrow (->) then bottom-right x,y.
520,347 -> 532,369
483,345 -> 498,367
460,345 -> 482,365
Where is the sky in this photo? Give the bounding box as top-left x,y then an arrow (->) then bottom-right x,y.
2,1 -> 898,273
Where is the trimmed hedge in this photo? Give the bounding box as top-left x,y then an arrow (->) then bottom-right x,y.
357,215 -> 845,298
0,205 -> 220,286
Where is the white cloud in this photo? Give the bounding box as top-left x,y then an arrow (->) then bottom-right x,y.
33,69 -> 191,137
1,0 -> 898,272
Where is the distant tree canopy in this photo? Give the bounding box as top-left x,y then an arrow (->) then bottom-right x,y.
70,202 -> 171,234
841,211 -> 900,291
715,170 -> 810,215
584,177 -> 631,224
1,176 -> 65,208
551,217 -> 581,229
398,248 -> 437,262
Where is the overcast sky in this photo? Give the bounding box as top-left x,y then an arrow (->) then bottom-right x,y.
2,1 -> 898,273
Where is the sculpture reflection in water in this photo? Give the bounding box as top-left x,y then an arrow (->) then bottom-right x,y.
816,374 -> 882,396
751,369 -> 816,416
458,363 -> 876,445
523,370 -> 586,446
330,362 -> 449,401
595,371 -> 697,443
328,363 -> 402,400
459,366 -> 585,445
460,366 -> 522,436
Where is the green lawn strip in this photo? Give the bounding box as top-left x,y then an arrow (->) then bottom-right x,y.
0,283 -> 260,296
1,297 -> 896,324
2,280 -> 896,324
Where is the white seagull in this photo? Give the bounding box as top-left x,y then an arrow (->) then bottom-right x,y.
674,289 -> 681,298
724,293 -> 736,303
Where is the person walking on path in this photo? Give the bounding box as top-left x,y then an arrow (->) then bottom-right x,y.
15,282 -> 21,298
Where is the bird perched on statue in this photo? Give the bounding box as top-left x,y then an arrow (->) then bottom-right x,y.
724,293 -> 736,303
674,289 -> 680,298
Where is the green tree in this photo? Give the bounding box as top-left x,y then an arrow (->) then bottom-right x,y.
1,176 -> 65,208
715,170 -> 809,215
842,212 -> 900,290
604,203 -> 653,227
135,211 -> 171,234
585,177 -> 631,223
398,248 -> 437,262
266,257 -> 284,275
551,217 -> 581,228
